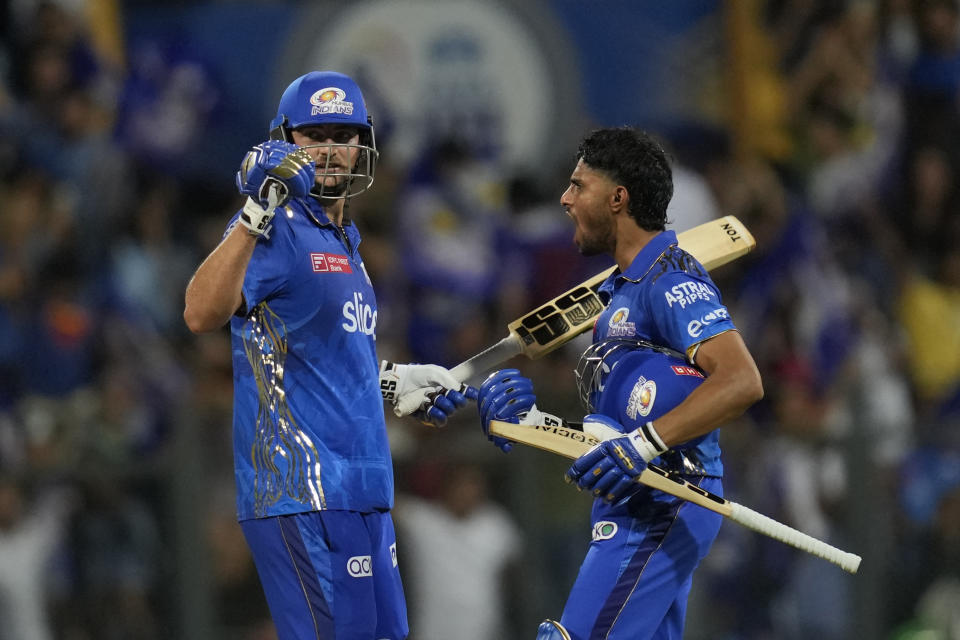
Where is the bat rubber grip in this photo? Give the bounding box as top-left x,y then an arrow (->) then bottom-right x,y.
728,503 -> 861,574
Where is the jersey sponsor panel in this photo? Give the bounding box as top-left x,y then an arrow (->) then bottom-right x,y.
686,307 -> 729,338
663,280 -> 716,309
342,291 -> 377,336
592,521 -> 618,541
311,252 -> 353,273
671,365 -> 704,378
347,555 -> 373,578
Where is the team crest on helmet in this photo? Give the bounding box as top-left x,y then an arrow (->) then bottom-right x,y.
626,376 -> 656,419
310,87 -> 354,116
607,307 -> 636,337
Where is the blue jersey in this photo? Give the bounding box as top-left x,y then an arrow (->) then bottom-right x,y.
592,230 -> 737,481
228,197 -> 392,520
595,230 -> 736,358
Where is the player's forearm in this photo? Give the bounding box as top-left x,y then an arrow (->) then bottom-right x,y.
184,225 -> 256,333
652,368 -> 762,446
653,331 -> 763,446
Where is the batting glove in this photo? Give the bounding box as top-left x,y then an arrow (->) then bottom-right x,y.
411,386 -> 478,428
565,415 -> 668,503
379,361 -> 476,427
477,369 -> 563,453
236,140 -> 315,208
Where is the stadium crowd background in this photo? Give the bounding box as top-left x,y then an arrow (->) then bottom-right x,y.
0,0 -> 958,639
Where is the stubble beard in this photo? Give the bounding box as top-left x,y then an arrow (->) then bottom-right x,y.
575,219 -> 616,257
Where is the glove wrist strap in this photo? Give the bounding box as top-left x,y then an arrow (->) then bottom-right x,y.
379,360 -> 400,403
240,197 -> 275,237
627,421 -> 668,462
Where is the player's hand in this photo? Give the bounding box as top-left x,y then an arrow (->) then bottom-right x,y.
379,361 -> 475,426
236,140 -> 315,208
410,385 -> 478,428
565,415 -> 668,503
477,369 -> 563,452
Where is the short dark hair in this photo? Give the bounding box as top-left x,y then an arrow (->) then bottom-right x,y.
576,127 -> 673,231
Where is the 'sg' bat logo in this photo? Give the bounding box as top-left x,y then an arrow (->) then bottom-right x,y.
518,287 -> 604,347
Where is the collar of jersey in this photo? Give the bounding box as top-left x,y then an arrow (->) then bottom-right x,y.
619,229 -> 677,283
300,196 -> 354,228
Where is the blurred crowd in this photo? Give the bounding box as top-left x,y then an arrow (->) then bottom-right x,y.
0,1 -> 959,639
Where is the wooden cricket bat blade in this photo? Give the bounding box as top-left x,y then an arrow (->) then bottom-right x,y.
489,420 -> 862,574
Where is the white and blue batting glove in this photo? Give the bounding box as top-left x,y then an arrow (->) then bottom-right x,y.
236,140 -> 315,208
565,415 -> 668,503
379,361 -> 476,427
411,385 -> 478,428
477,369 -> 563,453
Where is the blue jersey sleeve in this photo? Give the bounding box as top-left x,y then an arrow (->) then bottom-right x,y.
224,211 -> 298,310
646,271 -> 736,356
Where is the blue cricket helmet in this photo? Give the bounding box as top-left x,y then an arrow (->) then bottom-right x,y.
575,338 -> 703,422
269,71 -> 378,199
270,71 -> 372,134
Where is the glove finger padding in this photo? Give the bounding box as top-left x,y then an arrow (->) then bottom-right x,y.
236,141 -> 315,208
477,369 -> 534,419
443,386 -> 475,408
478,369 -> 530,397
479,391 -> 536,427
431,392 -> 457,415
603,474 -> 639,503
565,444 -> 607,485
410,386 -> 475,428
588,464 -> 623,498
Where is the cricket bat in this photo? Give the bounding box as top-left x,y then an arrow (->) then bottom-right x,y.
395,216 -> 755,416
488,420 -> 861,574
451,215 -> 752,378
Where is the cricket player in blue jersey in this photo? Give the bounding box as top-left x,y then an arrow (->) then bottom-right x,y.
476,127 -> 764,639
184,71 -> 471,640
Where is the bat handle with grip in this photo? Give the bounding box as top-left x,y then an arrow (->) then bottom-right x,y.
393,335 -> 524,417
728,503 -> 862,574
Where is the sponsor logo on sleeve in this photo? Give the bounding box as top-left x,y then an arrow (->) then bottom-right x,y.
687,306 -> 729,338
311,252 -> 353,273
347,555 -> 373,577
592,521 -> 618,541
671,365 -> 704,378
626,377 -> 656,419
664,280 -> 716,309
607,307 -> 636,337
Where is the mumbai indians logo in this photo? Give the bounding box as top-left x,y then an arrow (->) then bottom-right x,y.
626,376 -> 656,419
592,521 -> 618,541
310,87 -> 354,116
607,307 -> 636,337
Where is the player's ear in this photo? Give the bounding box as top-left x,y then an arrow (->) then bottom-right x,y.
611,186 -> 627,211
